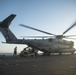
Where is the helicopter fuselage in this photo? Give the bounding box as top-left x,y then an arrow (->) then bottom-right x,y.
6,38 -> 75,54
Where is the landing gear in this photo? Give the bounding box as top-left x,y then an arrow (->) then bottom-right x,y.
59,52 -> 62,55
71,51 -> 74,55
43,52 -> 50,56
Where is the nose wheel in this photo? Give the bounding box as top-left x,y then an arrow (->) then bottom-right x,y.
71,51 -> 74,54
59,52 -> 62,55
43,52 -> 50,56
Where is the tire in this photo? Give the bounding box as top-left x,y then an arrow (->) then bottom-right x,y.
71,52 -> 74,54
59,52 -> 62,55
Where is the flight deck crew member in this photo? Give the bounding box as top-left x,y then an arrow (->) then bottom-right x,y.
13,46 -> 17,57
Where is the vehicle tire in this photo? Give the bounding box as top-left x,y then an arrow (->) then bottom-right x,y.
59,52 -> 62,55
71,51 -> 74,55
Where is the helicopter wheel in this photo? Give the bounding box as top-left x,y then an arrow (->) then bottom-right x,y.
43,52 -> 50,56
71,51 -> 74,55
59,52 -> 62,55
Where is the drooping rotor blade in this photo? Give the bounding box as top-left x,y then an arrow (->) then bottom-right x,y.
65,37 -> 76,40
20,24 -> 56,35
62,22 -> 76,35
64,35 -> 76,37
20,35 -> 54,38
55,34 -> 76,39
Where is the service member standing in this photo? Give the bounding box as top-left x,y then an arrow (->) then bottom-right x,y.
13,46 -> 17,57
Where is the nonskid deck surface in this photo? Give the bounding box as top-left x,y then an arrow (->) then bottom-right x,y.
0,54 -> 76,75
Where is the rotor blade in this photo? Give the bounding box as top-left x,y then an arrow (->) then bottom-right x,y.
64,35 -> 76,37
65,37 -> 76,40
62,22 -> 76,35
20,36 -> 54,38
20,24 -> 56,35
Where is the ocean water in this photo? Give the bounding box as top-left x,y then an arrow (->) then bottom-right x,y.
0,53 -> 19,56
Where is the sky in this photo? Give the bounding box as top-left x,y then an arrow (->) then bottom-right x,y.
0,0 -> 76,53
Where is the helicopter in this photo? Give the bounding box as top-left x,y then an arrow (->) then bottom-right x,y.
0,14 -> 76,56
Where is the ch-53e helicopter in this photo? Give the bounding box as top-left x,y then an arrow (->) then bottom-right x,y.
0,14 -> 76,55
